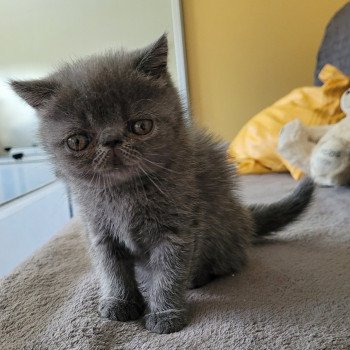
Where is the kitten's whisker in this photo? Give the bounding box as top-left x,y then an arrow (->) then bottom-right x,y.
138,164 -> 182,214
145,170 -> 184,216
132,176 -> 141,200
137,172 -> 149,203
128,152 -> 182,175
138,166 -> 168,199
123,150 -> 181,209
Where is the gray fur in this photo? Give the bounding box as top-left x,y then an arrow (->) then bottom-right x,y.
11,35 -> 314,334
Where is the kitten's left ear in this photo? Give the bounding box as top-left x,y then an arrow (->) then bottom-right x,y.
10,79 -> 59,109
136,34 -> 168,80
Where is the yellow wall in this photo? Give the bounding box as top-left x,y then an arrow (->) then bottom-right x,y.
183,0 -> 348,141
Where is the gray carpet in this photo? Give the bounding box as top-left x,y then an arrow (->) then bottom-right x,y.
0,174 -> 349,350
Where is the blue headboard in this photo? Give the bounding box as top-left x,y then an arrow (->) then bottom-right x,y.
314,2 -> 350,85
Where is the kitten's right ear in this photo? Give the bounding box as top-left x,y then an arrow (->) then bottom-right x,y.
10,79 -> 59,109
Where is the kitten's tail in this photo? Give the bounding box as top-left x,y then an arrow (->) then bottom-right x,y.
249,177 -> 315,237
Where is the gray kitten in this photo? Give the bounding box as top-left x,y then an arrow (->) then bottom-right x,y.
11,35 -> 314,334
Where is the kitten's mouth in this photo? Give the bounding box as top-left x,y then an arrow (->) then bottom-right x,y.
95,151 -> 126,170
111,158 -> 124,167
91,151 -> 140,182
100,163 -> 137,175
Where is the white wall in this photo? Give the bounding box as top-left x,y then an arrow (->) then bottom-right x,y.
0,0 -> 178,152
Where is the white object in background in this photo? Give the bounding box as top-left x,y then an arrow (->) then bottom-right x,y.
0,181 -> 71,277
171,0 -> 190,116
310,88 -> 350,186
8,146 -> 46,157
0,76 -> 41,153
278,88 -> 350,186
0,160 -> 56,204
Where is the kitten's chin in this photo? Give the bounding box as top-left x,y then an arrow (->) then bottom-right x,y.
64,165 -> 138,188
97,165 -> 141,186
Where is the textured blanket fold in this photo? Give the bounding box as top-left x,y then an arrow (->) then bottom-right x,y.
1,174 -> 349,349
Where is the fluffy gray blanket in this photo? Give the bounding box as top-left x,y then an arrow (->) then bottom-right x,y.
1,174 -> 349,349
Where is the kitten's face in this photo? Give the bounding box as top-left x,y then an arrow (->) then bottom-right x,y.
39,71 -> 181,186
11,35 -> 184,186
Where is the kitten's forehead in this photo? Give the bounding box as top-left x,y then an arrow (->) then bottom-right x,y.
42,42 -> 178,130
53,58 -> 154,124
58,55 -> 159,108
60,51 -> 134,80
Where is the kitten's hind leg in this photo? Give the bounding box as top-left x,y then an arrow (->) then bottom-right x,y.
189,266 -> 215,289
190,257 -> 244,289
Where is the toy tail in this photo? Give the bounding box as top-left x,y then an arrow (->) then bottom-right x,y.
249,177 -> 315,237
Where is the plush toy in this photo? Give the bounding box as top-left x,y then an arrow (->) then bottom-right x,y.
278,88 -> 350,186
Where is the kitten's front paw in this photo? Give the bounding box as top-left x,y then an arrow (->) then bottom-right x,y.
145,310 -> 188,334
99,297 -> 145,322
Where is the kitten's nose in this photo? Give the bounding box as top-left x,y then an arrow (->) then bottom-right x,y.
100,129 -> 123,148
101,138 -> 123,148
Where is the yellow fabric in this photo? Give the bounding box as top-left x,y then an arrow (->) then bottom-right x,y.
227,64 -> 350,179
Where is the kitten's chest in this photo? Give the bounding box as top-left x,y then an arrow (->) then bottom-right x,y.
99,192 -> 137,250
76,186 -> 135,249
78,183 -> 182,253
96,190 -> 167,253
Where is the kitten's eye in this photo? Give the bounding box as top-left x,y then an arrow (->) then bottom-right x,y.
129,119 -> 153,135
66,134 -> 90,151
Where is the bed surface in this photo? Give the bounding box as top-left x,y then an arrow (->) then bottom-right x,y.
0,174 -> 349,350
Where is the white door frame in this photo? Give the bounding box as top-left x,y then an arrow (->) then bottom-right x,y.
171,0 -> 190,116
